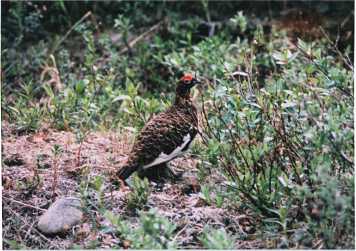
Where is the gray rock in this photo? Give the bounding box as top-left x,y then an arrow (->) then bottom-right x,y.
37,197 -> 83,235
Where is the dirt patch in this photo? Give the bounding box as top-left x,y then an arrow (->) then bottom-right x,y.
2,124 -> 260,249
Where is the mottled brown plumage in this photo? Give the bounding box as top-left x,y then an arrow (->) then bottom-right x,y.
117,74 -> 199,180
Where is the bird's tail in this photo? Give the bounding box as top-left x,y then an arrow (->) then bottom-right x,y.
117,162 -> 139,180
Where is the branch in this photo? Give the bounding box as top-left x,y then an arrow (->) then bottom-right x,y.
3,196 -> 46,211
293,40 -> 353,98
51,11 -> 92,54
319,26 -> 353,72
119,19 -> 165,54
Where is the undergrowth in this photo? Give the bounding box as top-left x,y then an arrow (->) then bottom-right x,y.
2,1 -> 354,249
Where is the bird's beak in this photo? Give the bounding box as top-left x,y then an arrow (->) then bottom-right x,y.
193,78 -> 201,85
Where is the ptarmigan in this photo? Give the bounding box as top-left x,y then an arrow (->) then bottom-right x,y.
117,73 -> 200,181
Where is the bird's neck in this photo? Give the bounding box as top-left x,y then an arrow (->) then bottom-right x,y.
174,94 -> 191,107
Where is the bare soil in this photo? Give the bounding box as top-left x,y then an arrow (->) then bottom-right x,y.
2,122 -> 261,249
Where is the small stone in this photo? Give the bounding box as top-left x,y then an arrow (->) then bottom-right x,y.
181,176 -> 201,195
4,153 -> 24,166
37,197 -> 83,235
36,154 -> 51,169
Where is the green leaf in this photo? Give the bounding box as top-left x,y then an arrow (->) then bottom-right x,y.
112,95 -> 131,103
75,80 -> 87,95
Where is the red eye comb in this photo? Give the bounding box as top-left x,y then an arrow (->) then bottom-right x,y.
181,74 -> 193,82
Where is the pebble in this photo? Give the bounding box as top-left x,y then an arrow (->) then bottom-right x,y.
37,197 -> 83,235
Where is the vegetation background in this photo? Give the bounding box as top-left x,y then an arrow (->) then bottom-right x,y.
2,1 -> 354,249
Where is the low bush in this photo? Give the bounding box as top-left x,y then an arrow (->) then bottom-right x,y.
161,13 -> 353,248
105,209 -> 177,249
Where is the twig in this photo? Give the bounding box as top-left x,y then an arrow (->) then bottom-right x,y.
172,224 -> 189,242
24,221 -> 36,240
200,92 -> 219,142
6,206 -> 52,243
51,11 -> 92,54
340,12 -> 353,29
293,40 -> 353,98
319,26 -> 353,71
76,140 -> 84,167
309,117 -> 354,168
3,196 -> 46,212
119,20 -> 165,54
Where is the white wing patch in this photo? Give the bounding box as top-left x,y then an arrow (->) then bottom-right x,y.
143,133 -> 191,169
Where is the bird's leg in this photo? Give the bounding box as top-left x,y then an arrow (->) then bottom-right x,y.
137,163 -> 183,182
118,178 -> 130,192
164,163 -> 183,181
137,164 -> 162,181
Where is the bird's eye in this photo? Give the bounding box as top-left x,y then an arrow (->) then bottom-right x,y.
184,80 -> 190,85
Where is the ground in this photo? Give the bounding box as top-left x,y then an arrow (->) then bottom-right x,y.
2,122 -> 261,249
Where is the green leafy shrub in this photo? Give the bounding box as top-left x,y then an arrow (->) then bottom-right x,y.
294,165 -> 354,248
199,227 -> 235,249
4,81 -> 44,133
161,11 -> 353,248
105,209 -> 176,249
126,174 -> 150,211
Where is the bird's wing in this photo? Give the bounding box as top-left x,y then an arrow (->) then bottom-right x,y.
128,111 -> 196,169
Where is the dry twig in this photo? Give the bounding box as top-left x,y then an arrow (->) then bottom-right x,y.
3,196 -> 46,212
119,19 -> 166,54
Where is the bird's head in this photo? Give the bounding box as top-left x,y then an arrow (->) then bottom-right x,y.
176,73 -> 200,98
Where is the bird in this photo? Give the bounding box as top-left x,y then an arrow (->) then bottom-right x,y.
116,73 -> 200,182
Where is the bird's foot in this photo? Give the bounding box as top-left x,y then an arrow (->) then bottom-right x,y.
107,167 -> 130,191
164,166 -> 183,182
116,178 -> 130,192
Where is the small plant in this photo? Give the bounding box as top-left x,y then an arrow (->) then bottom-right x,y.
74,127 -> 90,167
199,186 -> 225,207
126,173 -> 150,211
3,239 -> 28,250
215,191 -> 225,208
51,144 -> 62,198
114,14 -> 133,54
200,185 -> 212,205
199,227 -> 235,249
8,105 -> 43,134
5,81 -> 44,134
79,173 -> 105,234
91,175 -> 105,211
105,209 -> 177,249
230,11 -> 247,32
